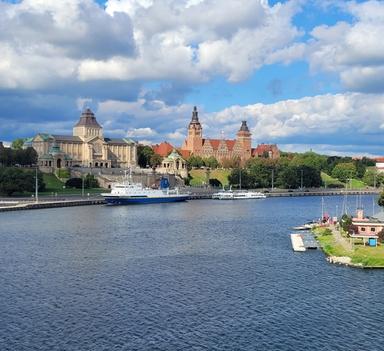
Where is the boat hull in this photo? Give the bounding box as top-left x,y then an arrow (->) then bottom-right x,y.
104,195 -> 189,205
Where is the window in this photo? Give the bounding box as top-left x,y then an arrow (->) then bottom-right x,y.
361,227 -> 366,231
371,228 -> 375,232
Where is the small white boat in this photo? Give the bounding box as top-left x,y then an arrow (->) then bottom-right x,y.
212,189 -> 266,200
292,222 -> 317,230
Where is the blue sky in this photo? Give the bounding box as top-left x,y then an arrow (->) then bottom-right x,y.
1,0 -> 384,156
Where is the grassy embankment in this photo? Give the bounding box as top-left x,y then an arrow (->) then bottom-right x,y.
41,173 -> 104,195
321,172 -> 367,189
189,169 -> 230,187
313,226 -> 384,267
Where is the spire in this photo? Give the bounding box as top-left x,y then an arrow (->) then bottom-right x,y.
191,106 -> 199,123
239,121 -> 250,132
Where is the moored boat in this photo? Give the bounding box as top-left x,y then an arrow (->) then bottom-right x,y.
102,176 -> 189,205
212,189 -> 266,200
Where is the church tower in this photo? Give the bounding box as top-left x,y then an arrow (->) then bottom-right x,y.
73,108 -> 103,140
184,106 -> 203,153
236,121 -> 252,160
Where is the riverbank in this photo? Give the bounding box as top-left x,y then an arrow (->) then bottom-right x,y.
313,226 -> 384,268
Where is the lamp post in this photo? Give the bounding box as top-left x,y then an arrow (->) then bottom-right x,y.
300,169 -> 303,190
35,166 -> 39,203
81,174 -> 85,197
271,168 -> 274,191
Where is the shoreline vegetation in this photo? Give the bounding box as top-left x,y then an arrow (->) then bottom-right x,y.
313,226 -> 384,268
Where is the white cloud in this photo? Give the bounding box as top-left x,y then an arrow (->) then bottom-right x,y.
0,0 -> 134,89
307,0 -> 384,92
100,0 -> 303,82
126,127 -> 157,137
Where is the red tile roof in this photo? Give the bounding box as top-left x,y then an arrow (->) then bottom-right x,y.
152,141 -> 174,157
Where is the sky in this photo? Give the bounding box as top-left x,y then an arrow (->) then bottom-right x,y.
1,0 -> 384,156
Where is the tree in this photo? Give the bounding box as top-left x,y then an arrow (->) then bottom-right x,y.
203,156 -> 220,169
331,162 -> 356,183
149,154 -> 162,169
84,174 -> 99,188
0,168 -> 45,196
137,145 -> 154,168
228,168 -> 253,189
221,156 -> 241,169
378,192 -> 384,207
11,138 -> 25,150
65,178 -> 83,189
363,168 -> 384,187
187,155 -> 205,169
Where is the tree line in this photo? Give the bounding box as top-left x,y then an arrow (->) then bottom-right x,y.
0,147 -> 38,167
228,152 -> 377,189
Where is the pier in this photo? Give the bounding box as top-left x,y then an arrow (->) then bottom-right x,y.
290,232 -> 319,252
0,198 -> 105,212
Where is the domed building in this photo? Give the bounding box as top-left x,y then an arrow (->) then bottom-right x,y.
31,108 -> 137,172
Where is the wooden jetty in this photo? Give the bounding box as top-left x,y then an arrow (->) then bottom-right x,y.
290,232 -> 319,252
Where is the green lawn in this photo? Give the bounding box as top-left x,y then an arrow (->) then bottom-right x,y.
41,173 -> 104,195
189,169 -> 230,187
321,172 -> 344,188
321,172 -> 367,189
349,179 -> 367,189
314,227 -> 384,267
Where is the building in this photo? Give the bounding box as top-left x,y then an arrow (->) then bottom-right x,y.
181,106 -> 279,163
252,143 -> 280,159
375,157 -> 384,173
152,141 -> 174,157
31,108 -> 137,172
157,149 -> 188,178
350,208 -> 383,246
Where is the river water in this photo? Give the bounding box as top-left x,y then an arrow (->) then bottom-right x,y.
1,195 -> 383,350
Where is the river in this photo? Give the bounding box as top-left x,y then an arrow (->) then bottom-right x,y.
0,195 -> 383,350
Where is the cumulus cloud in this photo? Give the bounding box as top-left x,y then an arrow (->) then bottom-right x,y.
307,0 -> 384,92
0,0 -> 135,89
126,127 -> 157,137
98,0 -> 304,82
203,92 -> 384,154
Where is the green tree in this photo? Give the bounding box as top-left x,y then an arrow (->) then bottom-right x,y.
363,168 -> 384,187
84,174 -> 99,188
0,168 -> 45,196
203,156 -> 220,169
228,168 -> 253,189
149,154 -> 162,169
187,155 -> 205,169
11,138 -> 26,150
137,145 -> 154,168
331,162 -> 356,183
221,156 -> 241,169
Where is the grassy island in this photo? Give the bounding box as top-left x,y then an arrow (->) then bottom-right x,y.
313,226 -> 384,268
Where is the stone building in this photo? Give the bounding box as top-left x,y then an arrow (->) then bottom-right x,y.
181,107 -> 279,163
31,108 -> 137,172
157,149 -> 188,178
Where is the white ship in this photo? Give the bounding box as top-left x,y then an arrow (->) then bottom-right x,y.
212,189 -> 266,200
102,175 -> 189,205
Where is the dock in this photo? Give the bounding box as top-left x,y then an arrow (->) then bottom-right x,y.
0,198 -> 105,212
290,232 -> 319,252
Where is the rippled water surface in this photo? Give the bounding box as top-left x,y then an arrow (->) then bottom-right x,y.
1,195 -> 384,350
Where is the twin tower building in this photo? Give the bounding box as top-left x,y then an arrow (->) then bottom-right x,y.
181,106 -> 279,163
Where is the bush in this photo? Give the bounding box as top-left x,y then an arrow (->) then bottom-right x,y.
56,169 -> 70,178
65,178 -> 83,189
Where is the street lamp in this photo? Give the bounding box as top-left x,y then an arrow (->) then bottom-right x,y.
300,169 -> 303,190
35,165 -> 39,203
